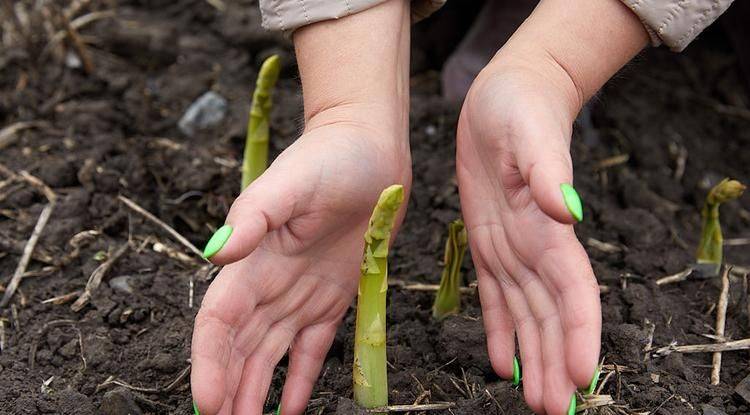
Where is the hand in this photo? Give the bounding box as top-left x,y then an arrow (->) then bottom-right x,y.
457,0 -> 647,412
191,107 -> 410,414
191,1 -> 411,412
457,51 -> 600,415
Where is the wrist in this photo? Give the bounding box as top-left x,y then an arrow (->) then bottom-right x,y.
496,0 -> 648,114
482,48 -> 584,123
293,0 -> 410,131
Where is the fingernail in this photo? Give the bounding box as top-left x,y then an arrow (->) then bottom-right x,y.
512,356 -> 521,386
584,366 -> 600,395
568,393 -> 577,415
276,404 -> 281,415
203,224 -> 233,259
193,401 -> 200,415
560,183 -> 583,222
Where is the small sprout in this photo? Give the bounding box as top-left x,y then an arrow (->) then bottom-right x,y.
241,55 -> 281,191
696,178 -> 746,275
432,219 -> 468,320
93,250 -> 108,262
353,185 -> 404,413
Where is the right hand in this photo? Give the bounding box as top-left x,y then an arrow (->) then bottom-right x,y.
191,105 -> 411,415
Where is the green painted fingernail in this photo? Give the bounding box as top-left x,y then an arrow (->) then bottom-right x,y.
568,393 -> 577,415
193,401 -> 200,415
276,404 -> 281,415
512,356 -> 521,386
560,183 -> 583,222
203,224 -> 233,258
585,366 -> 600,395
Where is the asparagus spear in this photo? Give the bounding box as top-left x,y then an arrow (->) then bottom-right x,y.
241,55 -> 281,190
696,178 -> 745,275
353,184 -> 404,412
432,219 -> 468,320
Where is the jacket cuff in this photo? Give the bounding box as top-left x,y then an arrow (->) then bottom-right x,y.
260,0 -> 446,33
620,0 -> 734,52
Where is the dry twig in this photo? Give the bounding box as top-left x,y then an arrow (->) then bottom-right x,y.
41,290 -> 82,305
576,394 -> 616,411
711,266 -> 731,385
118,195 -> 205,260
594,154 -> 629,171
725,238 -> 750,246
388,279 -> 476,294
0,318 -> 5,352
587,237 -> 624,254
656,268 -> 693,286
0,168 -> 56,309
669,142 -> 688,181
71,243 -> 129,311
652,337 -> 750,356
204,0 -> 227,12
96,364 -> 191,394
0,203 -> 55,305
46,4 -> 94,73
367,402 -> 456,412
152,241 -> 198,266
41,10 -> 114,59
0,121 -> 48,150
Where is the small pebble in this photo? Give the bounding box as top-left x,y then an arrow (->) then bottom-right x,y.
109,275 -> 135,295
178,91 -> 227,136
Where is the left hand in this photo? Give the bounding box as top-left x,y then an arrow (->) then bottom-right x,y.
457,50 -> 600,415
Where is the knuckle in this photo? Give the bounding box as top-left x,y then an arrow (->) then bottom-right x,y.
514,313 -> 537,334
536,310 -> 561,334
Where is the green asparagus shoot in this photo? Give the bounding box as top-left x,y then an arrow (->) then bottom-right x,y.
241,54 -> 281,190
432,219 -> 468,320
696,178 -> 745,275
353,184 -> 404,412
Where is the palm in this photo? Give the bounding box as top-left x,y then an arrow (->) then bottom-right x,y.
457,69 -> 601,414
191,124 -> 410,415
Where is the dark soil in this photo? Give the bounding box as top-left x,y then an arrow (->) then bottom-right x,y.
1,1 -> 750,414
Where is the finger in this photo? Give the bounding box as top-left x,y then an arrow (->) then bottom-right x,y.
280,322 -> 338,415
192,264 -> 262,415
468,226 -> 543,412
232,322 -> 297,414
476,268 -> 516,382
540,312 -> 577,415
204,170 -> 308,264
513,124 -> 579,224
191,311 -> 231,415
491,268 -> 545,414
538,237 -> 601,390
512,266 -> 576,415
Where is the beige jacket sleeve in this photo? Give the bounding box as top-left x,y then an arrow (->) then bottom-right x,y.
259,0 -> 445,32
620,0 -> 734,51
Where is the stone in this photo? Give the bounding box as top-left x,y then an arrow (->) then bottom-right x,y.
109,275 -> 135,295
178,91 -> 227,136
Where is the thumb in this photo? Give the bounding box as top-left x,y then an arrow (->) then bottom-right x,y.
515,132 -> 582,224
202,171 -> 303,264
